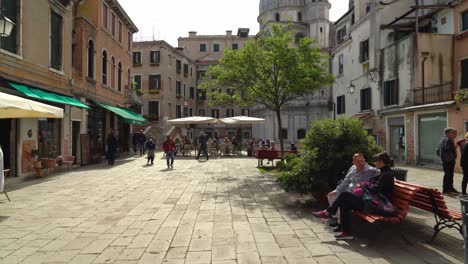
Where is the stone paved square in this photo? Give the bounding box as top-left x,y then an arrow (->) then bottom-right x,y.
0,154 -> 464,263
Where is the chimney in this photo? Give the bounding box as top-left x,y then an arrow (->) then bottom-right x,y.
226,30 -> 232,36
189,31 -> 197,38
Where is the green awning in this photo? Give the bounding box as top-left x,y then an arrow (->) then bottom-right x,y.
94,101 -> 147,126
8,82 -> 90,109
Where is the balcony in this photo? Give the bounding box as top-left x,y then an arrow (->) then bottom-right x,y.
413,82 -> 453,105
126,89 -> 143,105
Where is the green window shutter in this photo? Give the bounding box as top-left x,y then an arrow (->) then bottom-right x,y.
50,11 -> 63,70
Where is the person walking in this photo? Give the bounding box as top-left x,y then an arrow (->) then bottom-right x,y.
137,130 -> 147,156
107,130 -> 118,166
132,132 -> 138,154
163,136 -> 177,169
146,138 -> 156,165
196,132 -> 209,160
458,132 -> 468,195
437,127 -> 459,194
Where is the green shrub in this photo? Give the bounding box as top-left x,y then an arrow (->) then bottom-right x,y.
279,117 -> 383,194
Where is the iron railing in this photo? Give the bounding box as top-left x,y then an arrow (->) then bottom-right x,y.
413,82 -> 453,105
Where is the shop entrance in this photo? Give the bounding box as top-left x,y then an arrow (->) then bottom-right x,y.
72,121 -> 80,164
0,119 -> 12,171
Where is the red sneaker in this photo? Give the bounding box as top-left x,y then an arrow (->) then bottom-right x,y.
334,232 -> 354,240
312,210 -> 331,219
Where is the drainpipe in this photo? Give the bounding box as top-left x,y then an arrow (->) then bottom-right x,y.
421,52 -> 429,105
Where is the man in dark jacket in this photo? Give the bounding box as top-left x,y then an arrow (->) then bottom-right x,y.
437,127 -> 459,194
107,130 -> 118,166
196,132 -> 209,160
137,130 -> 147,156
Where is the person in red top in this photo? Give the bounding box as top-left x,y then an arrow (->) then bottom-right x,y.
163,135 -> 177,169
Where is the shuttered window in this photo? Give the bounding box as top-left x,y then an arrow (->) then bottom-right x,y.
50,11 -> 63,70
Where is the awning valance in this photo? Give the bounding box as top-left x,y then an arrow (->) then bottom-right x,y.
0,91 -> 63,119
8,82 -> 90,109
94,101 -> 146,125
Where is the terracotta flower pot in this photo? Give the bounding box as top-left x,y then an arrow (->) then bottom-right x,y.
42,158 -> 57,169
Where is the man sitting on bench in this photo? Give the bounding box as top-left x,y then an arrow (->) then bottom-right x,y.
326,153 -> 379,233
313,152 -> 396,240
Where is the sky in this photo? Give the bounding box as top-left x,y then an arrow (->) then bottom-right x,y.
118,0 -> 348,47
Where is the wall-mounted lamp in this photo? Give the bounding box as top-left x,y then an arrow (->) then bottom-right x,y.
0,2 -> 15,37
347,83 -> 356,94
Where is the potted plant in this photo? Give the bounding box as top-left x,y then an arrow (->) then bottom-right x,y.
455,89 -> 468,104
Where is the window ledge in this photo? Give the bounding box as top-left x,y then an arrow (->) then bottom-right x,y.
150,62 -> 160,66
86,77 -> 97,84
49,68 -> 65,76
133,63 -> 142,67
0,49 -> 22,60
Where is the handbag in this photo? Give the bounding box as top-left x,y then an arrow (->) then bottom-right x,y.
361,187 -> 397,217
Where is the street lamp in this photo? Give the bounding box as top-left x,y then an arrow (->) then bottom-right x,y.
347,83 -> 356,94
0,1 -> 15,37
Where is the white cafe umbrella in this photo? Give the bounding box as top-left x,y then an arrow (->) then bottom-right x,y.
0,92 -> 64,119
219,116 -> 265,125
167,116 -> 218,126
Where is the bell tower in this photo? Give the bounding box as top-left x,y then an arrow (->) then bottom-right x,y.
304,0 -> 331,49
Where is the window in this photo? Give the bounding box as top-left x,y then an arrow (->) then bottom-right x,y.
242,109 -> 249,116
295,33 -> 304,44
150,51 -> 160,64
463,11 -> 468,31
298,12 -> 303,22
183,64 -> 189,77
111,57 -> 116,88
211,109 -> 220,118
359,39 -> 370,63
383,79 -> 399,106
200,43 -> 206,52
183,84 -> 187,97
462,59 -> 468,89
111,13 -> 116,36
338,54 -> 344,74
197,70 -> 206,81
149,75 -> 161,90
102,51 -> 108,85
50,10 -> 63,70
117,62 -> 122,92
102,3 -> 108,29
281,129 -> 288,140
133,75 -> 141,89
176,81 -> 181,97
118,21 -> 123,42
198,109 -> 205,116
127,32 -> 131,51
189,108 -> 193,117
132,52 -> 141,65
232,43 -> 239,50
337,27 -> 347,44
197,89 -> 206,100
337,95 -> 345,114
168,77 -> 172,89
176,105 -> 182,118
183,107 -> 188,117
190,86 -> 195,99
226,109 -> 235,117
87,40 -> 95,79
0,0 -> 18,54
366,2 -> 371,13
213,44 -> 220,52
148,101 -> 160,120
275,13 -> 280,22
360,88 -> 371,111
176,59 -> 182,73
297,129 -> 306,140
168,54 -> 172,66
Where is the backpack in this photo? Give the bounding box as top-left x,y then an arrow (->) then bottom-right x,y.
361,187 -> 397,217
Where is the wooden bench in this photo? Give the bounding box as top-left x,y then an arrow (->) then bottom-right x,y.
255,150 -> 299,167
398,181 -> 462,242
353,180 -> 421,225
352,180 -> 462,242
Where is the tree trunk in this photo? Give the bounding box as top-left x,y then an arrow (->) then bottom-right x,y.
275,109 -> 285,161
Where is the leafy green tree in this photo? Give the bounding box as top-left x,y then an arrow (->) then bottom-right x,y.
200,25 -> 334,156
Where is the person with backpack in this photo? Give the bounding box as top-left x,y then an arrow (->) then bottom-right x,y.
437,128 -> 459,194
312,152 -> 395,240
458,132 -> 468,195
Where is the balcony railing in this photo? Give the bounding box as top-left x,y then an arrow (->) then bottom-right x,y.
126,89 -> 143,105
413,82 -> 453,105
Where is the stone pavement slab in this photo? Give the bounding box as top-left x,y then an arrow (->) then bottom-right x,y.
0,154 -> 463,263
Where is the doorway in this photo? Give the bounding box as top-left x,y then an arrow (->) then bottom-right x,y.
418,113 -> 447,165
72,121 -> 80,164
388,117 -> 406,162
0,119 -> 11,170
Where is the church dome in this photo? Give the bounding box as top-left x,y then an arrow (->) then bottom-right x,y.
259,0 -> 305,15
